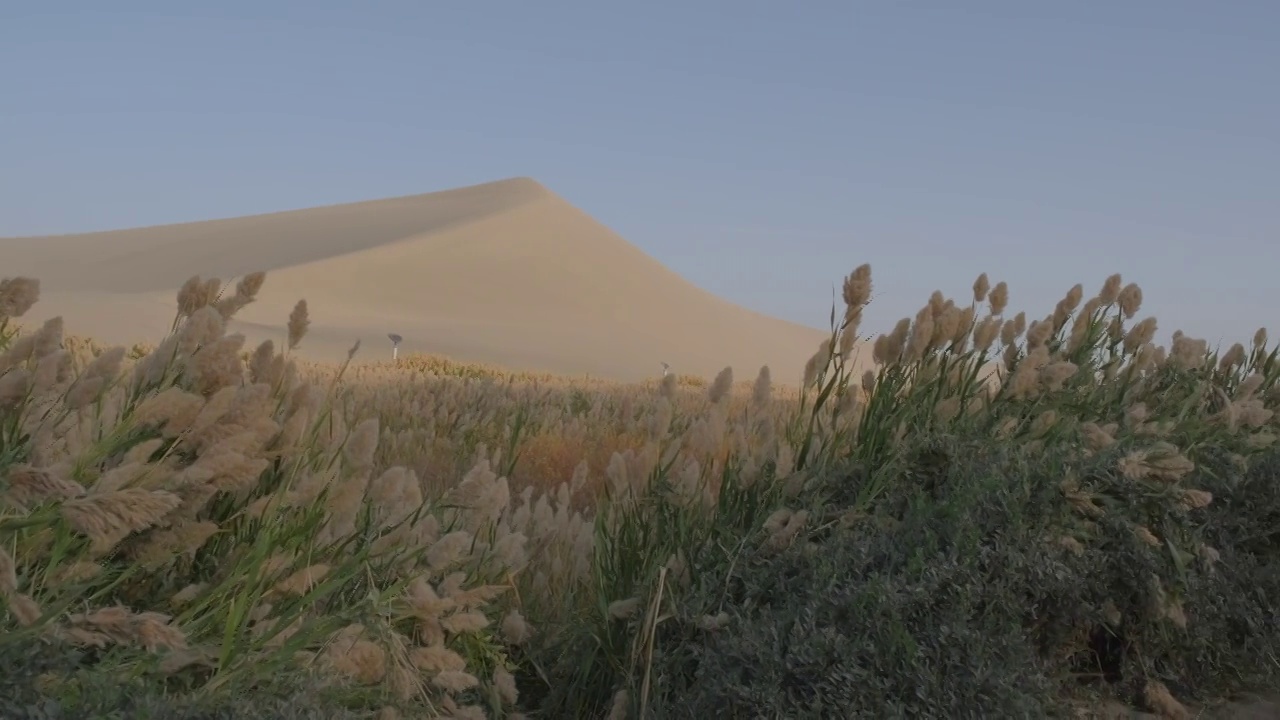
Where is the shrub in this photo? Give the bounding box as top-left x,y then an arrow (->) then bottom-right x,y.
639,434 -> 1280,717
0,633 -> 367,720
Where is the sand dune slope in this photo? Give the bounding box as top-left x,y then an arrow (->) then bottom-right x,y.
0,178 -> 862,383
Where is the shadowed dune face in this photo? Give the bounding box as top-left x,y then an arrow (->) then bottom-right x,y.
0,177 -> 867,382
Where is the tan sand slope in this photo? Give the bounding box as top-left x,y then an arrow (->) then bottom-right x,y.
0,177 -> 865,383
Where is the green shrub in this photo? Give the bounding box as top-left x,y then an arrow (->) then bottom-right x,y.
0,635 -> 370,720
636,434 -> 1280,718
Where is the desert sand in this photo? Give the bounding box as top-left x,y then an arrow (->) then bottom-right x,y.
0,177 -> 862,383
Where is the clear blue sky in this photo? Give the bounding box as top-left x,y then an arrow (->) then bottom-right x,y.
3,2 -> 1277,347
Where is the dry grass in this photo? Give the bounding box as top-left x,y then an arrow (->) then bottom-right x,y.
1,263 -> 1277,718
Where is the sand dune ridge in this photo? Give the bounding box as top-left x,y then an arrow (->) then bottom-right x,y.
0,177 -> 859,383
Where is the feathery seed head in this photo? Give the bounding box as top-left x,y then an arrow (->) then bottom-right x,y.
1170,334 -> 1208,371
708,366 -> 733,404
287,300 -> 310,350
322,626 -> 387,685
184,333 -> 246,395
273,564 -> 332,596
1123,317 -> 1158,356
931,306 -> 963,349
248,339 -> 279,385
65,605 -> 188,653
177,307 -> 226,358
62,488 -> 183,554
658,372 -> 677,399
1029,410 -> 1059,438
32,349 -> 72,393
987,281 -> 1009,316
647,397 -> 674,440
1126,403 -> 1150,426
131,387 -> 206,437
1099,273 -> 1123,305
889,317 -> 911,349
1040,361 -> 1078,392
501,609 -> 533,645
1001,343 -> 1021,373
951,306 -> 976,346
1026,318 -> 1053,348
838,323 -> 859,357
871,334 -> 891,365
607,597 -> 642,620
426,531 -> 473,573
0,336 -> 38,374
1066,303 -> 1096,352
433,670 -> 480,694
934,397 -> 961,423
3,465 -> 85,507
32,317 -> 64,359
343,418 -> 380,472
1235,399 -> 1273,428
926,290 -> 947,319
1078,295 -> 1102,323
410,644 -> 466,673
972,272 -> 990,303
1117,282 -> 1143,319
1180,488 -> 1213,510
236,271 -> 266,299
1080,422 -> 1116,453
65,346 -> 127,409
841,263 -> 873,310
875,319 -> 910,365
82,346 -> 126,381
801,349 -> 823,389
1144,681 -> 1190,720
132,521 -> 220,569
1236,372 -> 1265,399
215,271 -> 267,319
1117,442 -> 1195,483
751,366 -> 772,406
1219,342 -> 1246,372
904,306 -> 934,362
1065,283 -> 1084,312
0,369 -> 32,411
1199,544 -> 1221,568
494,666 -> 519,705
999,318 -> 1019,346
176,276 -> 215,318
0,277 -> 40,319
8,593 -> 42,626
1134,525 -> 1160,547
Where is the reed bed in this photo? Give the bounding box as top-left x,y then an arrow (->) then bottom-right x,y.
1,265 -> 1277,719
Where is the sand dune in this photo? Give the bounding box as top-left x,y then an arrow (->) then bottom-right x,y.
0,177 -> 863,383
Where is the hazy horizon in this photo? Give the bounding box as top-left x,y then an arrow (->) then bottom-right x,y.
3,2 -> 1277,348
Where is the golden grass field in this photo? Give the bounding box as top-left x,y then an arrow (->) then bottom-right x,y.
2,182 -> 1279,718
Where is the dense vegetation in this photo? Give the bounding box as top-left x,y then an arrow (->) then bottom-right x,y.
1,266 -> 1277,718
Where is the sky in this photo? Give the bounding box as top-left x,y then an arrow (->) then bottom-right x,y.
2,1 -> 1277,348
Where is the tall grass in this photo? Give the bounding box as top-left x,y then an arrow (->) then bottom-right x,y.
0,264 -> 1277,718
